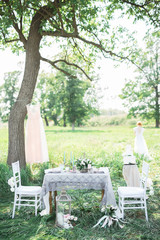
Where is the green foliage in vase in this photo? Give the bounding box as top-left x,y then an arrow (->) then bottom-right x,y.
76,158 -> 92,170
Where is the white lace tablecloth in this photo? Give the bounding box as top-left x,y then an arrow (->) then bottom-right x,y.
41,167 -> 116,213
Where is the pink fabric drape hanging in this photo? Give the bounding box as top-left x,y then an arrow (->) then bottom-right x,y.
25,104 -> 49,164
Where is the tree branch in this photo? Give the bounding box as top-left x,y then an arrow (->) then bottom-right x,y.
54,0 -> 64,31
19,0 -> 23,31
53,59 -> 92,81
1,28 -> 20,43
71,4 -> 78,34
40,56 -> 92,81
41,30 -> 123,59
72,38 -> 92,63
75,35 -> 125,59
120,0 -> 151,8
2,0 -> 27,47
121,0 -> 160,27
40,56 -> 77,79
41,30 -> 78,37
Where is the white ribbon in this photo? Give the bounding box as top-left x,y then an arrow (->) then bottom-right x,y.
93,215 -> 107,228
93,215 -> 126,229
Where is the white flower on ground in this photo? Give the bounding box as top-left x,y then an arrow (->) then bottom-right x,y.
74,217 -> 78,221
10,187 -> 15,192
64,214 -> 70,220
101,206 -> 106,212
70,215 -> 74,220
150,190 -> 154,195
8,177 -> 15,187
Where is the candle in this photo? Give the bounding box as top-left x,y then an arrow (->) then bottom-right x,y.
64,152 -> 65,165
57,212 -> 64,226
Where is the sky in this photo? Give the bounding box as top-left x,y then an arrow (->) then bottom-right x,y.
0,18 -> 147,111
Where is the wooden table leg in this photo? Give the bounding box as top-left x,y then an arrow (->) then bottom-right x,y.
49,191 -> 52,214
101,189 -> 104,201
54,191 -> 57,210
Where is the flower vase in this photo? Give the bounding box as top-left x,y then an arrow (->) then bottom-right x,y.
80,168 -> 88,173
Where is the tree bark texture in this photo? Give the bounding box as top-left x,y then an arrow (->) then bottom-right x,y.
7,14 -> 42,168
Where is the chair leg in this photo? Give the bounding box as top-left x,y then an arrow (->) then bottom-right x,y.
144,198 -> 148,221
18,195 -> 21,210
121,197 -> 124,219
12,194 -> 17,219
119,195 -> 121,209
140,198 -> 143,208
35,195 -> 37,216
37,195 -> 41,210
119,195 -> 124,219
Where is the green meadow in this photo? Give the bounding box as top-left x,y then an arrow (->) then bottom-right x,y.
0,125 -> 160,240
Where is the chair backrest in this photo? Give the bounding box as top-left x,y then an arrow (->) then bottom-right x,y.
12,161 -> 21,189
140,161 -> 149,190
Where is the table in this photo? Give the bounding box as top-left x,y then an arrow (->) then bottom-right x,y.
41,168 -> 116,214
123,164 -> 141,187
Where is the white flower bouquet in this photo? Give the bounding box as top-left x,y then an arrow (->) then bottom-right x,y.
76,157 -> 92,171
93,205 -> 125,229
8,177 -> 15,192
64,214 -> 78,228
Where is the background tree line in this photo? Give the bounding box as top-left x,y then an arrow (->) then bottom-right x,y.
0,66 -> 99,130
120,31 -> 160,128
34,64 -> 99,130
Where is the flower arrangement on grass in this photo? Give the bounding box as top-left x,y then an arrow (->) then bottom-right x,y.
76,157 -> 92,171
64,214 -> 78,228
8,177 -> 15,192
93,205 -> 125,229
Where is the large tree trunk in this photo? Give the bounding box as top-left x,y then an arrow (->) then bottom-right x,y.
7,14 -> 42,168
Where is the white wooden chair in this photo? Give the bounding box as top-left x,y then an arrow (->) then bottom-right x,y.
12,161 -> 42,218
118,161 -> 149,221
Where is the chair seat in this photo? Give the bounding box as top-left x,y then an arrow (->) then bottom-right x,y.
16,186 -> 42,195
118,187 -> 145,197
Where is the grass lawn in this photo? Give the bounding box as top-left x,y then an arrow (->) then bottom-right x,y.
0,125 -> 160,240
